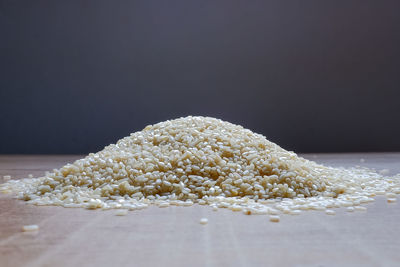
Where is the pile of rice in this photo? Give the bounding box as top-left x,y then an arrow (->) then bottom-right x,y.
1,116 -> 399,215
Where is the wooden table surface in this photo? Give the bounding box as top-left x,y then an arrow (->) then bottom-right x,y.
1,154 -> 400,267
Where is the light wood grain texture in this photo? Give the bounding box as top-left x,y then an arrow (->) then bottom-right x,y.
1,154 -> 400,267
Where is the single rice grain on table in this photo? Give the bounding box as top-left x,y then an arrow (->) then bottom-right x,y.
22,225 -> 39,232
200,218 -> 208,225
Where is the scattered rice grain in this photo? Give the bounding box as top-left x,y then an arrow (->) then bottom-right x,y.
346,207 -> 355,212
22,225 -> 39,232
325,209 -> 336,215
115,209 -> 128,216
269,215 -> 280,222
200,218 -> 208,225
354,206 -> 367,211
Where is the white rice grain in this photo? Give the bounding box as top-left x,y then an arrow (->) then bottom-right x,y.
200,218 -> 208,225
115,209 -> 128,216
269,215 -> 280,222
22,225 -> 39,232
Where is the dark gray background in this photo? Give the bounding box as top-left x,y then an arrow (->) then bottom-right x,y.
1,0 -> 399,154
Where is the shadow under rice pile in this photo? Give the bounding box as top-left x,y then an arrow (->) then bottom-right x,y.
1,116 -> 400,215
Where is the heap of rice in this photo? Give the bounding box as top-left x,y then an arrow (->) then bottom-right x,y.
1,116 -> 399,214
